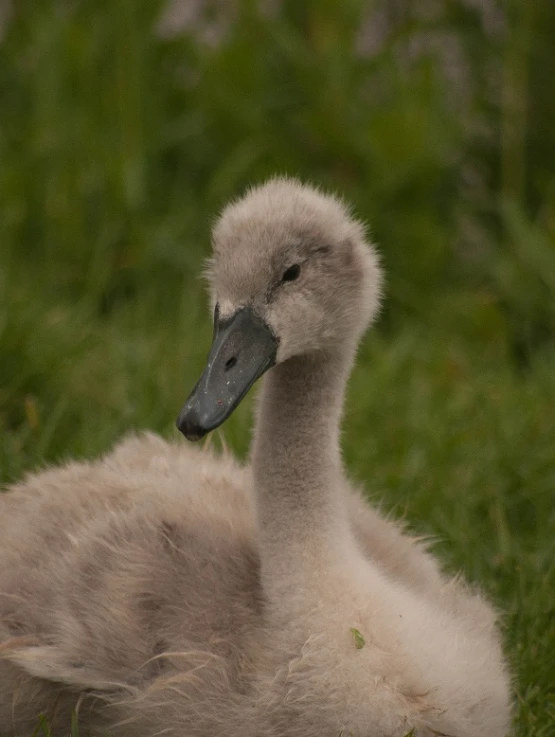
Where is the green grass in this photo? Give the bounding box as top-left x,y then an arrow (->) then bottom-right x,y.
1,0 -> 554,734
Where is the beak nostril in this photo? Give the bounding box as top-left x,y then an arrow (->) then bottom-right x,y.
224,356 -> 237,372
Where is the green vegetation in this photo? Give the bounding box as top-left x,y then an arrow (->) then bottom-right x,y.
350,628 -> 366,650
0,1 -> 553,734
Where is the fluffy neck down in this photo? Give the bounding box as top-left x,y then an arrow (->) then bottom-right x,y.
251,346 -> 359,606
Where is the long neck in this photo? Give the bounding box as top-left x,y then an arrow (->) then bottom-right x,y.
251,347 -> 358,603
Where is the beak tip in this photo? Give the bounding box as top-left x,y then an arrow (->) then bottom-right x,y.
176,406 -> 208,442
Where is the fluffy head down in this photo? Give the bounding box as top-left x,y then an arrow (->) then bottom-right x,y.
208,178 -> 382,362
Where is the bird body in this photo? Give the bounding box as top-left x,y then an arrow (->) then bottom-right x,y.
0,179 -> 511,736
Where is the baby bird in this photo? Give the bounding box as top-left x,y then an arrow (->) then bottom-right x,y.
0,178 -> 511,737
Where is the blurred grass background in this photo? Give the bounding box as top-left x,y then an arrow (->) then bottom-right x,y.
0,0 -> 554,733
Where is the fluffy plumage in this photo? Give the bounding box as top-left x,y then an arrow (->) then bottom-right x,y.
0,178 -> 511,736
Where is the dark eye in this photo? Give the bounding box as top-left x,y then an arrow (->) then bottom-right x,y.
281,264 -> 301,282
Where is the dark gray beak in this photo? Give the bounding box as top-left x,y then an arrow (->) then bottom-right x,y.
177,306 -> 278,441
